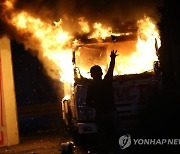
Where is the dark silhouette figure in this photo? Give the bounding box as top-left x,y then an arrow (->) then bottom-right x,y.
86,50 -> 121,154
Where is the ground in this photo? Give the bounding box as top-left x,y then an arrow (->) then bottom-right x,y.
0,122 -> 94,154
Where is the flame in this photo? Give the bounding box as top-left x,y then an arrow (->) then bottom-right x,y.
9,11 -> 74,83
78,17 -> 90,33
3,0 -> 15,10
116,16 -> 160,74
62,94 -> 70,101
1,0 -> 161,85
90,23 -> 112,40
76,16 -> 160,78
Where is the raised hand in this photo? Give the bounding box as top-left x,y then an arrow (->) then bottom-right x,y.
110,50 -> 118,59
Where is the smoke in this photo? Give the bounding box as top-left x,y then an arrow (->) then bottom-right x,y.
0,0 -> 165,40
0,0 -> 164,36
13,0 -> 164,21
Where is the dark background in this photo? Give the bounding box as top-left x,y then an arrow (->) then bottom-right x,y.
11,40 -> 63,135
11,39 -> 59,106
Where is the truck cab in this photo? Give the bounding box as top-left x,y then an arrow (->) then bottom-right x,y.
61,41 -> 162,141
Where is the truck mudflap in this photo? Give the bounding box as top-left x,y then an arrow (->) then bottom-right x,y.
77,123 -> 97,134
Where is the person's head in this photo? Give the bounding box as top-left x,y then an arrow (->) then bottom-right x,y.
90,65 -> 103,80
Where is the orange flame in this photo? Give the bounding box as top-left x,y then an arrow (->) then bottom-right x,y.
76,16 -> 160,78
2,0 -> 161,84
116,16 -> 160,75
90,22 -> 112,40
78,17 -> 90,33
10,11 -> 74,83
3,0 -> 15,10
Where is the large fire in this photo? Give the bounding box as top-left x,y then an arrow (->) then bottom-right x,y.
1,0 -> 161,84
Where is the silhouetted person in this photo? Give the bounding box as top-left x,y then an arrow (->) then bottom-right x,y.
86,50 -> 121,154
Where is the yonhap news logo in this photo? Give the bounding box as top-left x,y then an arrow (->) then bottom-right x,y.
119,134 -> 180,149
119,134 -> 131,149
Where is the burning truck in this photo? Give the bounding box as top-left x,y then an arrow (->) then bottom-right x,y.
0,0 -> 162,141
61,17 -> 162,137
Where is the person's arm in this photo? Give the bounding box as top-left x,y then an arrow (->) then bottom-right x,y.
105,50 -> 118,79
